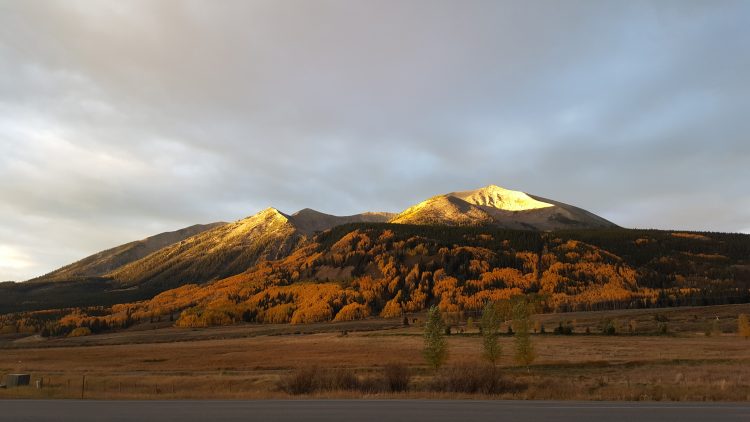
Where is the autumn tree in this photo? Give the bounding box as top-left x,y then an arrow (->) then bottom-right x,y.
738,314 -> 750,340
512,297 -> 536,369
423,306 -> 448,369
480,301 -> 502,365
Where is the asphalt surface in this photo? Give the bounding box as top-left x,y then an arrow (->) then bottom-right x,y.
1,400 -> 749,422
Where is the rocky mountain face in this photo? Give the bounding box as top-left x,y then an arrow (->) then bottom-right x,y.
29,222 -> 226,283
107,208 -> 301,290
390,185 -> 617,230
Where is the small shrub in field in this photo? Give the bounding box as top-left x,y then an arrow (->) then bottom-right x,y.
601,320 -> 616,335
68,327 -> 92,337
278,366 -> 318,395
384,363 -> 410,392
319,368 -> 359,391
705,319 -> 719,337
654,314 -> 669,323
553,322 -> 573,335
431,363 -> 524,394
738,314 -> 750,340
0,324 -> 16,334
281,367 -> 398,394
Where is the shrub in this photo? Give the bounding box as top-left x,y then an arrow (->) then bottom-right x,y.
0,324 -> 16,334
705,319 -> 719,337
384,363 -> 410,392
628,319 -> 637,334
278,366 -> 318,395
319,368 -> 360,391
602,320 -> 616,335
738,314 -> 750,339
654,314 -> 669,323
431,363 -> 523,394
68,327 -> 92,337
553,322 -> 573,335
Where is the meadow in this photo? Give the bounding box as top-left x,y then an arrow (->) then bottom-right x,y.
1,303 -> 749,401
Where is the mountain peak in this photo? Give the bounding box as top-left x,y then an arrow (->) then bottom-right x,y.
390,194 -> 495,226
292,208 -> 325,217
450,184 -> 554,211
391,184 -> 616,230
256,207 -> 289,219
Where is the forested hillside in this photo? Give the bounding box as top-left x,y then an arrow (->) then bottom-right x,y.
3,224 -> 748,337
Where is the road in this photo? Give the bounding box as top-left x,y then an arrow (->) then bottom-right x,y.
1,400 -> 749,422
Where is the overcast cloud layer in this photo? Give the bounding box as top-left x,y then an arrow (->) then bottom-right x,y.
1,0 -> 749,281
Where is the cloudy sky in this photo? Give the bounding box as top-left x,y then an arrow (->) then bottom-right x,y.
1,0 -> 749,281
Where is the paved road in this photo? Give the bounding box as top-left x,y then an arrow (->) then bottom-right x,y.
1,400 -> 749,422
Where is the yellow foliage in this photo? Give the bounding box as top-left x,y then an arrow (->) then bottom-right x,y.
333,303 -> 370,321
259,304 -> 295,324
68,327 -> 92,337
381,292 -> 403,318
291,303 -> 333,324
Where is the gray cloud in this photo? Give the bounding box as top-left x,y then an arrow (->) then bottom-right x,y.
1,0 -> 748,280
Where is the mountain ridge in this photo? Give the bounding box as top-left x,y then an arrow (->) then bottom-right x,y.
390,185 -> 617,230
23,184 -> 616,286
1,184 -> 621,313
29,222 -> 226,283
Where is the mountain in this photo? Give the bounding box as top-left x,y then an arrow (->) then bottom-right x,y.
0,184 -> 617,314
0,206 -> 395,313
107,208 -> 393,289
288,208 -> 394,234
390,185 -> 617,230
40,224 -> 750,331
29,222 -> 225,283
390,195 -> 495,226
109,208 -> 304,289
3,184 -> 750,329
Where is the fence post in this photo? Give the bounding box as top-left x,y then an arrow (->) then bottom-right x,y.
81,375 -> 86,400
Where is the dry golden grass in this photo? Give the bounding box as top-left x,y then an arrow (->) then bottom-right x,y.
2,305 -> 750,400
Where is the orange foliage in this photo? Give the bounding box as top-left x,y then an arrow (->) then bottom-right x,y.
333,303 -> 370,321
381,292 -> 403,318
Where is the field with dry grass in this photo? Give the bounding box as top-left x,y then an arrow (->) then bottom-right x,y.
1,304 -> 749,401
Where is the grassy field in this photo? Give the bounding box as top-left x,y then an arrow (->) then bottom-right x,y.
1,304 -> 749,401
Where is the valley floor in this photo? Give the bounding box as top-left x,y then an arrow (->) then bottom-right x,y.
1,304 -> 749,401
